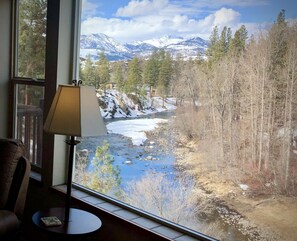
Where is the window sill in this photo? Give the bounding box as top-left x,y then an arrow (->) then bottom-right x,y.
52,184 -> 217,241
30,170 -> 42,183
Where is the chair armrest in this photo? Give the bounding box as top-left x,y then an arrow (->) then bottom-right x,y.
6,157 -> 31,218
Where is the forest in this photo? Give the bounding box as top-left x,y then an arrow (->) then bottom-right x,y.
79,10 -> 297,196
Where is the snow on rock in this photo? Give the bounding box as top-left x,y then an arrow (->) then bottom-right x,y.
97,89 -> 176,119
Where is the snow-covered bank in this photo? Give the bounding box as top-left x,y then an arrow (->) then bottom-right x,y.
107,118 -> 168,146
97,89 -> 176,146
97,89 -> 176,119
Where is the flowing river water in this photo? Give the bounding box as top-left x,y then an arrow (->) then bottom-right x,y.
76,111 -> 250,241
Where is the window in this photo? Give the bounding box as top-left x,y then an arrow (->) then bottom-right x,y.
74,0 -> 218,238
74,1 -> 297,241
15,83 -> 44,166
13,0 -> 47,170
16,0 -> 47,79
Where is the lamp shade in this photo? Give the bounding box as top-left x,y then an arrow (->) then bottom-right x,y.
44,85 -> 107,137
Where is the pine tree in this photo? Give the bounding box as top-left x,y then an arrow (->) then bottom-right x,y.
113,62 -> 125,90
157,51 -> 173,101
230,25 -> 248,56
220,26 -> 232,55
143,50 -> 160,95
269,9 -> 288,73
81,54 -> 97,87
75,142 -> 122,197
18,0 -> 47,78
125,57 -> 142,94
96,51 -> 110,90
206,26 -> 220,63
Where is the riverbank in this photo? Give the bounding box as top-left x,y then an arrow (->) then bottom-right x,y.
174,137 -> 297,241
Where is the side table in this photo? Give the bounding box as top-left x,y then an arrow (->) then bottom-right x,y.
32,207 -> 102,240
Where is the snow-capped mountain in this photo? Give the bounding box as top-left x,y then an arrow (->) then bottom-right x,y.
80,33 -> 132,61
165,37 -> 209,59
142,35 -> 185,48
124,42 -> 157,58
80,33 -> 208,61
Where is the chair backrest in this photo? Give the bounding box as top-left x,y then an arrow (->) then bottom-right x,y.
0,139 -> 30,217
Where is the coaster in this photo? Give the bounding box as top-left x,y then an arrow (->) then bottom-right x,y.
41,216 -> 62,227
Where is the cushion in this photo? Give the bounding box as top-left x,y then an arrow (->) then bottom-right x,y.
0,210 -> 19,236
0,139 -> 25,209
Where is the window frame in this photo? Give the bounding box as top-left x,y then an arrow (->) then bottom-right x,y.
12,78 -> 45,173
11,0 -> 47,173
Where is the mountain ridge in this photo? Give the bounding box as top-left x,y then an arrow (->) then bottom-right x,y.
80,33 -> 209,61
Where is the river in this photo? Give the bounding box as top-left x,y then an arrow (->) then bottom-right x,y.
76,111 -> 250,241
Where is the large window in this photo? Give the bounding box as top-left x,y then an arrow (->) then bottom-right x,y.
74,1 -> 297,241
13,0 -> 47,170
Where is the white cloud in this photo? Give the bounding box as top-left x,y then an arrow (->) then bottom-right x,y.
81,0 -> 100,18
116,0 -> 169,17
212,7 -> 240,27
81,7 -> 243,42
190,0 -> 269,8
81,0 -> 278,43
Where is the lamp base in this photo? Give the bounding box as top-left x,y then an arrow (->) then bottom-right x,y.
64,136 -> 80,221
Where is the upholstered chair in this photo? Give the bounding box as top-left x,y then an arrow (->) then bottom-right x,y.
0,139 -> 31,239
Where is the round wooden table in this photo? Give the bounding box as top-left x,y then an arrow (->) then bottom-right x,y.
32,207 -> 102,240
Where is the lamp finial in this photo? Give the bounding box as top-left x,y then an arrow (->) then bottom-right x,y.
72,79 -> 82,86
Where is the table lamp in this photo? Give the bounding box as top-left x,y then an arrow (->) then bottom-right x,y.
44,80 -> 107,221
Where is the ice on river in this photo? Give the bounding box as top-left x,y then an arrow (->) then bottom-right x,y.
106,118 -> 167,146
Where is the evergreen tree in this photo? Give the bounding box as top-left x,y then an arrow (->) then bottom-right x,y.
125,57 -> 142,94
75,142 -> 122,197
269,9 -> 288,73
113,62 -> 125,90
81,54 -> 97,87
206,26 -> 233,63
230,25 -> 248,56
219,26 -> 232,55
206,26 -> 220,62
18,0 -> 47,78
157,51 -> 173,101
143,50 -> 160,95
96,51 -> 110,89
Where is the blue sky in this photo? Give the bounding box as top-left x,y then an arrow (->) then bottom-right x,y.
81,0 -> 297,43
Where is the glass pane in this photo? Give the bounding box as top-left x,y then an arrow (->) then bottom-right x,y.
17,0 -> 47,79
15,84 -> 44,167
75,2 -> 297,241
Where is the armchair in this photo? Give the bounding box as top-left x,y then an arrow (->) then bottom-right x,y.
0,139 -> 31,239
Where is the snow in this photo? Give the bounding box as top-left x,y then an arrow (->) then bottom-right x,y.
98,89 -> 176,119
143,35 -> 184,48
239,184 -> 249,191
97,89 -> 175,146
107,118 -> 167,146
80,33 -> 208,61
